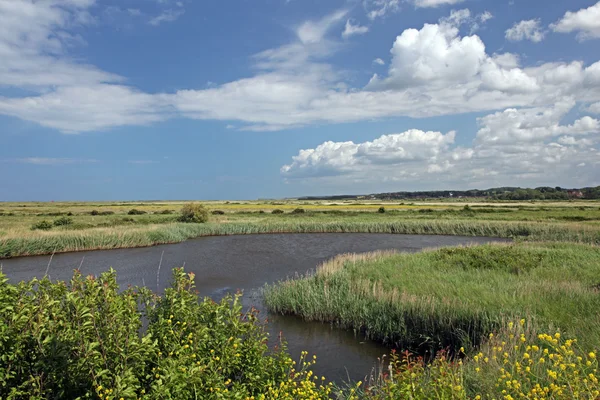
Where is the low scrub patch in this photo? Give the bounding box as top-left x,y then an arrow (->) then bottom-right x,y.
0,268 -> 334,399
179,203 -> 209,223
128,209 -> 147,215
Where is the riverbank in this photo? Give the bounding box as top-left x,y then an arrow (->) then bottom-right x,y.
1,200 -> 600,258
264,242 -> 600,352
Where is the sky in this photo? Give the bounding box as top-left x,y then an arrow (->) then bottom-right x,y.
1,0 -> 600,200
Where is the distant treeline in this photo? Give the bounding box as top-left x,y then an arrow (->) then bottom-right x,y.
300,186 -> 600,201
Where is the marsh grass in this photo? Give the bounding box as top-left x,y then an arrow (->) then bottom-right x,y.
1,219 -> 600,258
263,243 -> 600,356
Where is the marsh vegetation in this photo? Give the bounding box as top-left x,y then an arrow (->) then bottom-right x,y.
1,200 -> 599,258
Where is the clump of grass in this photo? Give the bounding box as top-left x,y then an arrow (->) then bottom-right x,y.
264,243 -> 600,355
292,208 -> 306,214
30,220 -> 53,231
378,206 -> 385,214
272,209 -> 284,214
211,210 -> 225,215
53,216 -> 73,227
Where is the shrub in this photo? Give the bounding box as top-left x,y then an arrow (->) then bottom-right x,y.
211,210 -> 225,215
157,209 -> 173,215
53,216 -> 73,226
67,212 -> 74,216
378,206 -> 386,214
0,268 -> 334,399
90,210 -> 99,216
271,209 -> 284,214
179,203 -> 209,223
121,217 -> 135,223
292,208 -> 305,214
99,211 -> 115,216
31,220 -> 53,231
128,209 -> 147,215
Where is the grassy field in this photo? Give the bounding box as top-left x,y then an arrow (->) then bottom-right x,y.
3,200 -> 600,397
1,200 -> 600,258
263,242 -> 600,353
263,241 -> 600,397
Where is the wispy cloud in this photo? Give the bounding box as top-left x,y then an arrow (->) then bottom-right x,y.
506,19 -> 545,42
149,9 -> 184,26
128,160 -> 158,165
4,158 -> 97,165
296,9 -> 348,44
342,19 -> 369,38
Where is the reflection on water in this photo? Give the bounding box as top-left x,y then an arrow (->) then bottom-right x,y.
0,233 -> 508,382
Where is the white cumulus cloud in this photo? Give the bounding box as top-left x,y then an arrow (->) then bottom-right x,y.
552,1 -> 600,40
282,102 -> 600,190
2,4 -> 600,136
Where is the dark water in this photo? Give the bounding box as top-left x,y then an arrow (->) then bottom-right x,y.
0,233 -> 508,382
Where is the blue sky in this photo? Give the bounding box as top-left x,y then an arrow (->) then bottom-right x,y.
1,0 -> 600,200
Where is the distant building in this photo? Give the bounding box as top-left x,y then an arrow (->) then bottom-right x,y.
568,190 -> 584,198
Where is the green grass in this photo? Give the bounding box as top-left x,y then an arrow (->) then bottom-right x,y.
263,242 -> 600,355
2,200 -> 600,258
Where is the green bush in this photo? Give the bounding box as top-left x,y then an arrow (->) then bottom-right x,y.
31,220 -> 53,231
0,268 -> 333,399
271,209 -> 284,214
378,206 -> 385,214
291,208 -> 305,214
128,209 -> 147,215
179,203 -> 209,223
157,210 -> 173,215
53,216 -> 73,226
211,210 -> 225,215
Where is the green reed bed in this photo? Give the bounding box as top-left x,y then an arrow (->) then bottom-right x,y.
264,242 -> 600,355
1,219 -> 600,258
